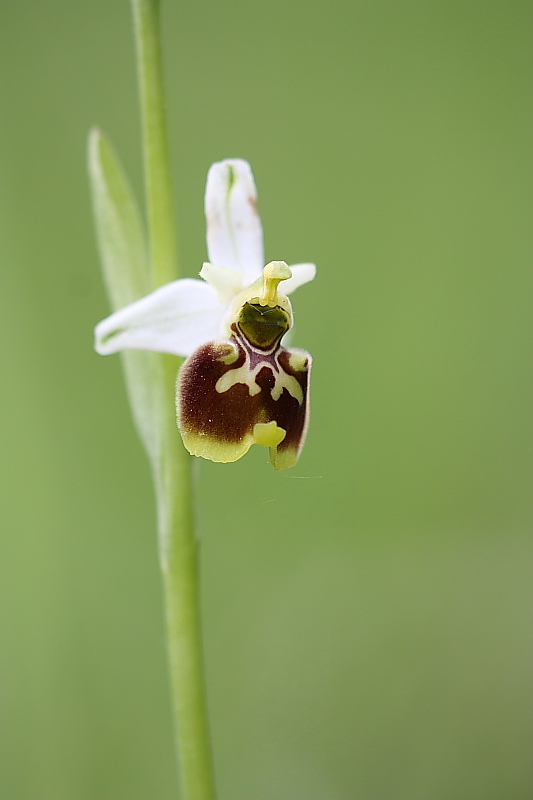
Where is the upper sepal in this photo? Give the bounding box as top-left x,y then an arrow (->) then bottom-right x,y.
205,159 -> 264,286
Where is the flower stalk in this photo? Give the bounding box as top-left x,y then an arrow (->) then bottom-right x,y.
131,1 -> 216,798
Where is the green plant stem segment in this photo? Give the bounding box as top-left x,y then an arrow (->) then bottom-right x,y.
131,2 -> 217,799
132,0 -> 178,288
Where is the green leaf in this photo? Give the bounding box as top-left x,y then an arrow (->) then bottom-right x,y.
88,127 -> 149,307
88,127 -> 159,465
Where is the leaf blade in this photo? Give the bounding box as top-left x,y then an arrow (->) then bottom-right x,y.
88,127 -> 159,465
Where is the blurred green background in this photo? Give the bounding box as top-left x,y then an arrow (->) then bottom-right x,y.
1,1 -> 531,798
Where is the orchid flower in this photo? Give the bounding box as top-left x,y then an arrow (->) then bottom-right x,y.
95,159 -> 316,469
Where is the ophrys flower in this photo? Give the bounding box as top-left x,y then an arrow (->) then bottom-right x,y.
95,159 -> 315,469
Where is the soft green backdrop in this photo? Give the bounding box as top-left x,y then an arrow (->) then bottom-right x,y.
1,1 -> 531,798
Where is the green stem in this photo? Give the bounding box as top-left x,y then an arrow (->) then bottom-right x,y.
156,355 -> 217,800
131,2 -> 217,799
132,0 -> 178,287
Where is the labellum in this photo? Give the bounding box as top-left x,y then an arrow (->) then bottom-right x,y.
177,262 -> 311,470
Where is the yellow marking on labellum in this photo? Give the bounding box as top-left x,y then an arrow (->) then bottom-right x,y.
215,359 -> 304,404
253,421 -> 286,448
218,342 -> 240,365
180,428 -> 255,464
215,363 -> 261,397
286,349 -> 308,371
270,442 -> 299,471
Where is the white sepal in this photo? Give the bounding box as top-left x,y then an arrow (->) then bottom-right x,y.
95,279 -> 224,358
205,159 -> 264,286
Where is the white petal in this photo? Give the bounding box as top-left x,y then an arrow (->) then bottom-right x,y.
205,159 -> 264,285
95,279 -> 224,358
199,262 -> 243,305
282,263 -> 317,295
